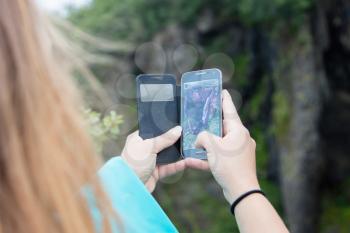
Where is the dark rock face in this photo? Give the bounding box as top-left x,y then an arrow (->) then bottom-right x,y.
317,0 -> 350,185
275,26 -> 324,233
277,0 -> 350,232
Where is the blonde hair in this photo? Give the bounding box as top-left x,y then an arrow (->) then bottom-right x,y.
0,0 -> 120,232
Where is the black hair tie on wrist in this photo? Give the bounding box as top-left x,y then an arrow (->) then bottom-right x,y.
230,189 -> 266,215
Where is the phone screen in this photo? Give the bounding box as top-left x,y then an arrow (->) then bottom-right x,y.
181,70 -> 222,159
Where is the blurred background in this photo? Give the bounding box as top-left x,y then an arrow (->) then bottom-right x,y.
38,0 -> 350,232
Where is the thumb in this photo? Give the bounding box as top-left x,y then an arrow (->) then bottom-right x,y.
150,126 -> 182,153
195,131 -> 221,153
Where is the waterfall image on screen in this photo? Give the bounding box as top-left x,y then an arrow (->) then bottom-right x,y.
183,79 -> 220,150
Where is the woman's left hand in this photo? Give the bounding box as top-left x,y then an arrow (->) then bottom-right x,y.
121,126 -> 209,192
121,126 -> 182,185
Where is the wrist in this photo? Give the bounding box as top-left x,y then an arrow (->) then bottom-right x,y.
223,178 -> 260,205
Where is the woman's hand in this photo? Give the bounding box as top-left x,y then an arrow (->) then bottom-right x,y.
121,126 -> 182,184
121,126 -> 209,192
195,90 -> 260,204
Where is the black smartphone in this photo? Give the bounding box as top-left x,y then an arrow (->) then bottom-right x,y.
136,74 -> 181,164
181,69 -> 222,159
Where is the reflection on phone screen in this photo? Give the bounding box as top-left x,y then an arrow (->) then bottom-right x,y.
183,79 -> 221,151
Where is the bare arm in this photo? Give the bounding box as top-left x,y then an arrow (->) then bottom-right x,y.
195,90 -> 289,233
235,194 -> 289,233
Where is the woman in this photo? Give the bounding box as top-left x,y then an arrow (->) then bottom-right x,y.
0,0 -> 289,232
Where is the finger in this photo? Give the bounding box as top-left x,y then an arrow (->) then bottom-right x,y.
222,90 -> 242,132
149,126 -> 182,154
195,131 -> 221,153
127,130 -> 141,140
123,130 -> 142,154
158,160 -> 186,179
184,158 -> 210,171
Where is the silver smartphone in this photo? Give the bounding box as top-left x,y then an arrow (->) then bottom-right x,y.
181,68 -> 222,159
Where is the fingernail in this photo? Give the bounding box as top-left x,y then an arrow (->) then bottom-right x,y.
173,126 -> 182,134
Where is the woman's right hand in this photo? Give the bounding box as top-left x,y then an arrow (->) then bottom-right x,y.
195,90 -> 260,205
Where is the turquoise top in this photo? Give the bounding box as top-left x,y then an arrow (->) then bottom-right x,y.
94,157 -> 178,233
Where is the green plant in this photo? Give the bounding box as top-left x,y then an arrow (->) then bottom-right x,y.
84,109 -> 123,152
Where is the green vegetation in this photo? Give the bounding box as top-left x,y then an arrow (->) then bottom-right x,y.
272,90 -> 290,138
69,0 -> 314,42
84,109 -> 123,152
